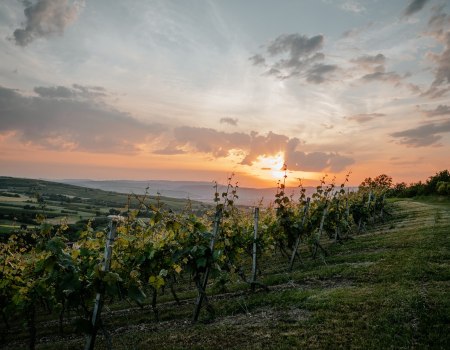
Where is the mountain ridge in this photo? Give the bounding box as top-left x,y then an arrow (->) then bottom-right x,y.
58,179 -> 318,206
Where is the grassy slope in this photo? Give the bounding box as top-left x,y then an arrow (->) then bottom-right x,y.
0,176 -> 206,210
0,177 -> 209,233
3,199 -> 450,349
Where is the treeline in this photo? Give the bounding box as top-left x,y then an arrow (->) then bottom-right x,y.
388,170 -> 450,197
357,171 -> 450,198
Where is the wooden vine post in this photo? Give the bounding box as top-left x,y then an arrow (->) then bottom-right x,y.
289,197 -> 310,271
380,193 -> 386,220
371,194 -> 377,221
345,189 -> 350,222
250,207 -> 259,291
246,207 -> 268,292
345,189 -> 351,238
192,207 -> 222,322
358,192 -> 372,232
85,215 -> 123,350
334,199 -> 341,243
313,201 -> 330,259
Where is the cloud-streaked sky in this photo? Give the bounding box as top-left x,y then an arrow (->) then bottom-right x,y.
1,0 -> 449,187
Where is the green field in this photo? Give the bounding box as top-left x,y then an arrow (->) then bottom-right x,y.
1,198 -> 449,349
0,177 -> 209,235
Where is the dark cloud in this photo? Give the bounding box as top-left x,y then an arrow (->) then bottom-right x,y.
13,0 -> 84,46
422,86 -> 450,99
428,37 -> 450,87
34,85 -> 74,98
421,104 -> 450,117
220,117 -> 238,126
0,85 -> 165,153
422,7 -> 450,98
353,54 -> 419,91
264,67 -> 281,77
72,84 -> 107,97
34,84 -> 107,99
348,51 -> 424,95
352,54 -> 386,70
390,120 -> 450,147
345,113 -> 386,123
160,127 -> 354,172
171,126 -> 252,158
404,0 -> 431,16
361,71 -> 403,84
266,34 -> 323,59
285,138 -> 354,172
249,54 -> 265,66
305,64 -> 338,84
250,33 -> 337,83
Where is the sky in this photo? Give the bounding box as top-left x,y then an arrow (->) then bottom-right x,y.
0,0 -> 449,188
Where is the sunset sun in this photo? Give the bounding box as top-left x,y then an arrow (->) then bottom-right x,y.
253,153 -> 286,181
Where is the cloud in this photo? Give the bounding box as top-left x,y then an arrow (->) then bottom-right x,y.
240,131 -> 290,166
390,120 -> 450,147
285,138 -> 354,172
428,39 -> 450,87
266,34 -> 323,59
220,117 -> 238,126
171,126 -> 252,158
421,104 -> 450,117
404,0 -> 431,17
250,33 -> 337,83
345,113 -> 386,123
34,84 -> 107,99
306,64 -> 338,84
351,54 -> 386,70
320,123 -> 334,130
340,0 -> 366,14
248,54 -> 265,66
34,85 -> 74,98
352,54 -> 418,91
422,6 -> 450,97
160,127 -> 354,172
421,86 -> 450,99
0,85 -> 165,153
13,0 -> 84,46
342,21 -> 374,38
153,144 -> 186,155
361,71 -> 403,84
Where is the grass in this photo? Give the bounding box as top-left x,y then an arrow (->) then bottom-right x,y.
1,198 -> 450,349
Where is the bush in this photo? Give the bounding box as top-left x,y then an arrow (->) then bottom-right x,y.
436,181 -> 450,195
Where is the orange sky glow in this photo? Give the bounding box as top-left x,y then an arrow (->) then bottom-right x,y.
1,1 -> 449,189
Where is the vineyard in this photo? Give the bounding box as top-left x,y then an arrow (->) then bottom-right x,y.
1,174 -> 449,349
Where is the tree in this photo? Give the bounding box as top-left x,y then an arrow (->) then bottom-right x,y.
390,182 -> 407,197
360,174 -> 393,192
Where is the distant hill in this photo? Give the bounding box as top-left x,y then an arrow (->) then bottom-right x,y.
59,179 -> 318,206
0,176 -> 207,212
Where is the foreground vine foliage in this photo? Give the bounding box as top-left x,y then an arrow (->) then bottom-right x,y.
0,173 -> 391,349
